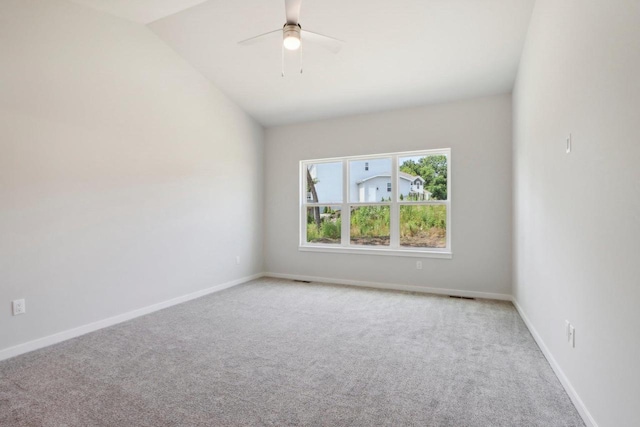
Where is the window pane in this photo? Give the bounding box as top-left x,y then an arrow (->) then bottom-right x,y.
350,205 -> 390,246
400,205 -> 447,248
349,158 -> 392,202
306,162 -> 342,203
398,154 -> 448,201
306,206 -> 342,244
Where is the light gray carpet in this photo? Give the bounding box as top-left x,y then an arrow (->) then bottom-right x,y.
1,278 -> 584,426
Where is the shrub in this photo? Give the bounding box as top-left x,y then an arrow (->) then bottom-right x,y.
321,220 -> 341,239
350,206 -> 390,238
307,224 -> 319,241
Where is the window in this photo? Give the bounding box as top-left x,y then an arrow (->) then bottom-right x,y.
300,149 -> 451,258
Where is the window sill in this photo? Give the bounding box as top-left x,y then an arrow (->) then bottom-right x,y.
298,245 -> 453,259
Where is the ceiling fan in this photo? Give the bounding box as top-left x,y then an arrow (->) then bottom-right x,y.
238,0 -> 344,75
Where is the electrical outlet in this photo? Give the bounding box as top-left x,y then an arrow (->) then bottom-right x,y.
565,320 -> 571,341
416,261 -> 422,270
12,299 -> 26,316
236,256 -> 240,265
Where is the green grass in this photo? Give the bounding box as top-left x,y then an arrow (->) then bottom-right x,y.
350,206 -> 390,238
307,204 -> 446,245
399,205 -> 446,237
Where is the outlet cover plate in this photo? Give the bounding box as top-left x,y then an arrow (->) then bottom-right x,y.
12,299 -> 26,316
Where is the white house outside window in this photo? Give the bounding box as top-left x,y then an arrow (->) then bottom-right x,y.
300,149 -> 451,258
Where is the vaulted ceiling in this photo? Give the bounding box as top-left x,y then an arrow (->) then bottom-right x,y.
71,0 -> 535,127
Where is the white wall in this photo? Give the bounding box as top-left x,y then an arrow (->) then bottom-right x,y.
265,94 -> 512,297
0,0 -> 264,353
513,1 -> 640,426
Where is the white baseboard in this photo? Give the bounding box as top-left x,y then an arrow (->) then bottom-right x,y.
512,299 -> 598,427
264,272 -> 512,301
0,273 -> 263,362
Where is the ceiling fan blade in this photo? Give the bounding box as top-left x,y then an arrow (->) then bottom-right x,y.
285,0 -> 302,24
237,29 -> 282,46
301,30 -> 344,54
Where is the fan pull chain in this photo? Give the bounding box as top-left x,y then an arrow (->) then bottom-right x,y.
299,41 -> 303,74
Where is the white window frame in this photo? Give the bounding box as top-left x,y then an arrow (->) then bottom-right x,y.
299,148 -> 452,259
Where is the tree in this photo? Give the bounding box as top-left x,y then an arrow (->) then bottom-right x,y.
399,155 -> 447,200
306,167 -> 321,229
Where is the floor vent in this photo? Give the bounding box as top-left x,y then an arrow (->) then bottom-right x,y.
293,280 -> 311,283
449,295 -> 475,300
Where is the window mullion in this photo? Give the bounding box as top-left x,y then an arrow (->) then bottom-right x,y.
341,159 -> 349,247
390,155 -> 400,248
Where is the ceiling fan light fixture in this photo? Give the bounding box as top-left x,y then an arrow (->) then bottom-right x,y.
283,35 -> 300,50
283,24 -> 301,50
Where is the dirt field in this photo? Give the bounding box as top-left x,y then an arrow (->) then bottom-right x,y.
309,228 -> 445,248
